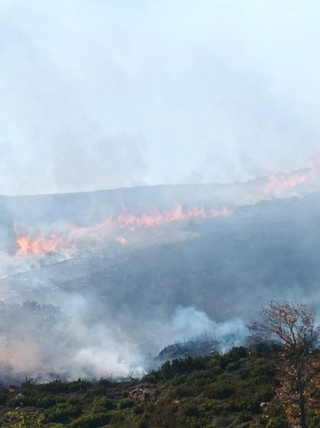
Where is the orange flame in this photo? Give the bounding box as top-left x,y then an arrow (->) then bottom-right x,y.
14,204 -> 231,257
16,234 -> 72,257
263,173 -> 307,195
110,204 -> 207,230
263,157 -> 320,196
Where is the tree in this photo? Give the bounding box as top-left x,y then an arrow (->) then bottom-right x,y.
251,301 -> 320,428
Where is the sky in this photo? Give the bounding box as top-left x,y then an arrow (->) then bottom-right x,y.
0,0 -> 320,195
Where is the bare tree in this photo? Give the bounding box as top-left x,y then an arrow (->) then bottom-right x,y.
251,301 -> 320,428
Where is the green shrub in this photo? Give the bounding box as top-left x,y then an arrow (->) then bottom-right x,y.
210,384 -> 235,399
7,394 -> 37,408
90,395 -> 115,412
36,393 -> 56,408
40,380 -> 69,394
265,402 -> 288,428
45,403 -> 82,423
68,412 -> 110,428
238,410 -> 252,422
118,398 -> 134,409
68,380 -> 92,392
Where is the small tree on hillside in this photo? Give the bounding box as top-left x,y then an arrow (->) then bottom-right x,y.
251,301 -> 320,428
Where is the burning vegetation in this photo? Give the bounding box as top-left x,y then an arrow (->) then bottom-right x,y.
263,158 -> 320,196
7,160 -> 320,258
14,204 -> 231,257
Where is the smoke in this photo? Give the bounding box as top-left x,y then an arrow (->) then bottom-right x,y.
1,1 -> 320,194
1,0 -> 320,383
0,285 -> 248,381
161,307 -> 248,352
48,135 -> 147,194
0,133 -> 147,196
0,177 -> 320,381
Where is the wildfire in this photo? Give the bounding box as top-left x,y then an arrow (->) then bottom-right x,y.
263,158 -> 320,195
263,173 -> 307,195
16,234 -> 66,256
14,204 -> 231,257
110,204 -> 207,230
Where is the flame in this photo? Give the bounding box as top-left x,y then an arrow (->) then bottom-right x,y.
263,157 -> 320,196
263,173 -> 307,195
16,234 -> 71,257
111,204 -> 207,230
14,204 -> 231,257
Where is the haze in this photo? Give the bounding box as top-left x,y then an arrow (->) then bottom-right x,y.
1,1 -> 320,195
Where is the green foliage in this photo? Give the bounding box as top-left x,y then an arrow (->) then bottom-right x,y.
210,383 -> 235,399
45,403 -> 82,423
2,409 -> 43,427
91,395 -> 115,412
68,379 -> 92,392
68,412 -> 110,428
39,379 -> 69,394
35,393 -> 56,409
118,398 -> 135,409
307,411 -> 320,428
264,402 -> 288,427
0,345 -> 313,427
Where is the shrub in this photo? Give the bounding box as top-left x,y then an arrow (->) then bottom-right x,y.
118,398 -> 134,409
68,380 -> 92,392
45,403 -> 81,423
36,393 -> 56,408
40,380 -> 69,394
210,384 -> 235,399
68,412 -> 110,428
90,396 -> 115,412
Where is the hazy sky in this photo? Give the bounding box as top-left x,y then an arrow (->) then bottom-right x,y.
1,0 -> 320,195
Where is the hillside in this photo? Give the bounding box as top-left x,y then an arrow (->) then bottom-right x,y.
0,346 -> 290,428
1,185 -> 320,381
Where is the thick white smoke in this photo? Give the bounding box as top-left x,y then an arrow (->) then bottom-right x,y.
0,271 -> 249,381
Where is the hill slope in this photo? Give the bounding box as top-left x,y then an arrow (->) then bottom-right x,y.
0,346 -> 287,428
1,190 -> 320,379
